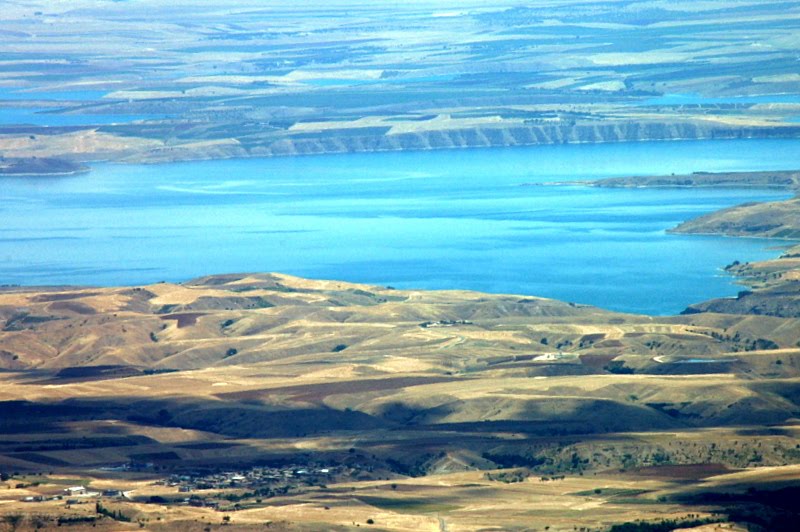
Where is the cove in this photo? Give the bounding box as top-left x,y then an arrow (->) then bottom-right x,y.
1,138 -> 799,315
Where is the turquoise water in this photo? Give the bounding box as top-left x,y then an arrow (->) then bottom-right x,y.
1,138 -> 799,315
0,107 -> 159,126
0,88 -> 162,126
0,88 -> 108,101
304,75 -> 456,87
642,93 -> 800,106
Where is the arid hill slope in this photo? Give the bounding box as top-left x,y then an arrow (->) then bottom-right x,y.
672,197 -> 800,240
1,270 -> 800,530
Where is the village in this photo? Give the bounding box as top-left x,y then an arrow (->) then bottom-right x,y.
13,461 -> 373,514
151,463 -> 349,509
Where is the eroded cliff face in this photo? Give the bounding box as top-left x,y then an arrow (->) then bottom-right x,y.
127,121 -> 800,163
4,120 -> 798,165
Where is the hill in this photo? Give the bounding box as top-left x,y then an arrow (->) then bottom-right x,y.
1,265 -> 800,529
671,197 -> 800,240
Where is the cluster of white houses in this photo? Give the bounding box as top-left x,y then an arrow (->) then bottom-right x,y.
22,485 -> 125,504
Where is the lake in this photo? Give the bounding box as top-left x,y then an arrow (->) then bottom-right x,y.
0,88 -> 163,126
641,93 -> 800,106
0,107 -> 162,127
1,138 -> 799,315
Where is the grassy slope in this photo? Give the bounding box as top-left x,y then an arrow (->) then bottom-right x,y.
1,271 -> 800,530
672,197 -> 800,239
1,272 -> 799,462
4,180 -> 799,527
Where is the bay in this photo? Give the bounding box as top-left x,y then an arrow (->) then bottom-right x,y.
1,138 -> 799,315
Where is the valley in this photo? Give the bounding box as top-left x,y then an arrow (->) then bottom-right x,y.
0,236 -> 798,530
3,1 -> 800,529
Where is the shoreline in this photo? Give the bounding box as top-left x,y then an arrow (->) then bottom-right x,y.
529,169 -> 800,189
665,229 -> 800,241
0,157 -> 90,177
537,168 -> 800,242
0,164 -> 797,317
0,169 -> 90,177
5,123 -> 800,170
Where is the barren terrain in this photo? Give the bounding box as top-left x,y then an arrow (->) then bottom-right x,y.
0,245 -> 799,530
3,1 -> 800,530
3,0 -> 800,171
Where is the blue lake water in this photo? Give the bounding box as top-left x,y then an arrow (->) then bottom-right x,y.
0,88 -> 108,101
1,138 -> 799,315
0,87 -> 162,126
642,93 -> 800,106
304,75 -> 456,87
0,107 -> 159,127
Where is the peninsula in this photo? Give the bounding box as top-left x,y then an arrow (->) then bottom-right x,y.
539,169 -> 800,240
0,157 -> 89,177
